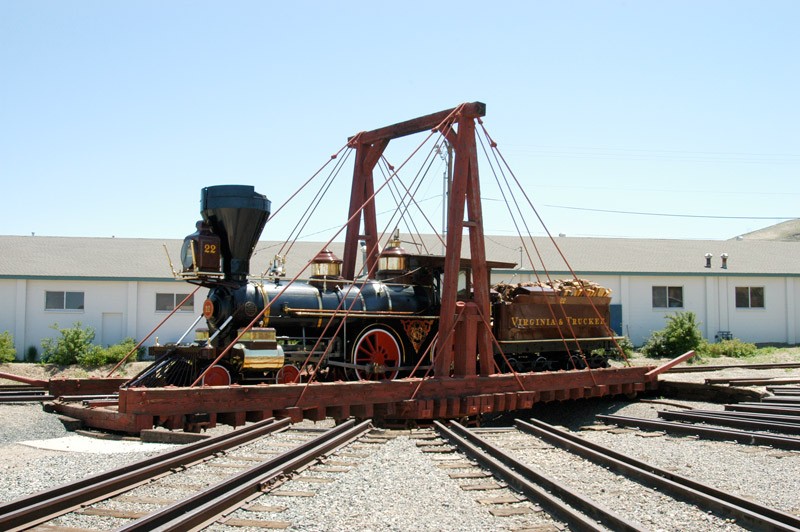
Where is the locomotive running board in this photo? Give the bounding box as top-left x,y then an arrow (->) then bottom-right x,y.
48,366 -> 657,434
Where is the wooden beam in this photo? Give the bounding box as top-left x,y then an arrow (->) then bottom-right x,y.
351,102 -> 486,145
115,367 -> 655,417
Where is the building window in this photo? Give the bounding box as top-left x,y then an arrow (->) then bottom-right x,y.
45,291 -> 84,310
652,286 -> 683,308
156,293 -> 194,312
735,286 -> 764,308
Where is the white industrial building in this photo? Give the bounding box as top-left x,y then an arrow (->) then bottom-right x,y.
1,226 -> 798,360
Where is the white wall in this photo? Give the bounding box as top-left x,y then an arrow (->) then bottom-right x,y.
793,278 -> 800,345
3,271 -> 798,361
0,278 -> 209,360
0,280 -> 19,354
135,281 -> 209,346
721,277 -> 787,344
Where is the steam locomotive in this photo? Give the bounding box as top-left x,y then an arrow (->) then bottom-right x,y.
128,185 -> 618,388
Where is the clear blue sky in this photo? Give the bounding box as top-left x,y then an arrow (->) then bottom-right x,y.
1,1 -> 797,243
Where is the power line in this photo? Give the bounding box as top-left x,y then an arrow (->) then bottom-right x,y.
545,204 -> 797,220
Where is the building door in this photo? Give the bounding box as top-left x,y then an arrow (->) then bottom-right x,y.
609,304 -> 623,335
102,312 -> 124,346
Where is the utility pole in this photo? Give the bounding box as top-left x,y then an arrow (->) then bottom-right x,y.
439,140 -> 453,255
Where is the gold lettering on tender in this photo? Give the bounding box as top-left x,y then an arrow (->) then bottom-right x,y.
512,315 -> 607,329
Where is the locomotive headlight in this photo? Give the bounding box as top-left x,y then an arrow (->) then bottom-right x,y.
203,299 -> 214,319
180,238 -> 195,271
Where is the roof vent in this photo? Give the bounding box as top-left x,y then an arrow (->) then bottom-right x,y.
721,253 -> 729,269
704,253 -> 712,268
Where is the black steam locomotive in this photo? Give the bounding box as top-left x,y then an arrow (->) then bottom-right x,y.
128,185 -> 618,388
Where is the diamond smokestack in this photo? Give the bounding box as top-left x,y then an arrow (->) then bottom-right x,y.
200,185 -> 271,282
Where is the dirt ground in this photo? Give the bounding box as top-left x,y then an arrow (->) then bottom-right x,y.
0,361 -> 152,384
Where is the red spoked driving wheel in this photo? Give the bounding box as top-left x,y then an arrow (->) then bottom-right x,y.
352,326 -> 402,381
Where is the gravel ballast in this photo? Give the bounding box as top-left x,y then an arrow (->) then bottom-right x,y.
2,360 -> 800,530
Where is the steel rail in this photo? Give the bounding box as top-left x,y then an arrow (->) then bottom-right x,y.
117,418 -> 372,531
597,414 -> 800,451
433,420 -> 643,532
518,418 -> 800,532
726,403 -> 800,416
0,388 -> 46,394
0,417 -> 291,532
0,394 -> 55,403
762,396 -> 800,404
659,410 -> 800,435
666,362 -> 800,373
705,377 -> 800,386
677,408 -> 800,426
768,387 -> 800,395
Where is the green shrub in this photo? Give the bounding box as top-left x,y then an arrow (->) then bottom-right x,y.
77,338 -> 139,368
700,338 -> 758,358
615,336 -> 635,358
641,311 -> 705,358
0,331 -> 16,362
25,346 -> 38,363
594,336 -> 635,360
40,322 -> 98,365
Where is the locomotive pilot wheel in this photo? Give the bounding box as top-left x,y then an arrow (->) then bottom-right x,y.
275,364 -> 301,384
352,326 -> 403,381
201,364 -> 232,386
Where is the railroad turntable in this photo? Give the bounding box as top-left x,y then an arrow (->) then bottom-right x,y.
2,102 -> 678,435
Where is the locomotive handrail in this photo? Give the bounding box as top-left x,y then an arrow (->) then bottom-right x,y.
285,308 -> 434,318
326,359 -> 433,372
497,336 -> 625,344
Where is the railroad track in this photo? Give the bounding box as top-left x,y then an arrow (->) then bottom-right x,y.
3,399 -> 798,530
435,418 -> 800,532
0,386 -> 53,403
598,387 -> 800,451
0,418 -> 370,531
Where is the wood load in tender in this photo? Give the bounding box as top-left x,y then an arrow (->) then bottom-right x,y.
491,279 -> 619,372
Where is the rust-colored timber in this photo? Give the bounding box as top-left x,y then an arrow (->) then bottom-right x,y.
46,378 -> 126,397
645,350 -> 696,378
49,366 -> 656,434
50,400 -> 148,433
0,373 -> 125,398
0,372 -> 48,388
341,102 -> 485,281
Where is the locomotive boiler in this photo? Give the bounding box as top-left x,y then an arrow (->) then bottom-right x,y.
129,184 -> 619,389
